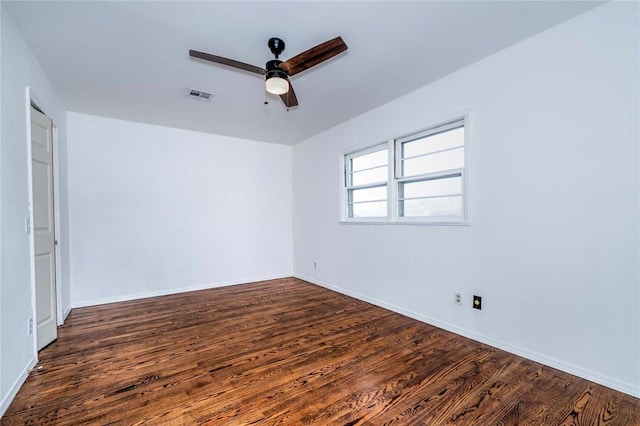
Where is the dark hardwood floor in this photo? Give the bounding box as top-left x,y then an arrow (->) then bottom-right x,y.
2,278 -> 638,425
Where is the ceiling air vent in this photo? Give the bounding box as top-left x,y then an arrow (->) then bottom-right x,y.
188,88 -> 212,101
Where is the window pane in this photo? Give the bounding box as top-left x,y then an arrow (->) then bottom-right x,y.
351,149 -> 387,172
351,201 -> 387,218
350,186 -> 387,203
401,175 -> 462,199
402,127 -> 464,158
402,147 -> 463,177
352,166 -> 388,186
401,196 -> 462,218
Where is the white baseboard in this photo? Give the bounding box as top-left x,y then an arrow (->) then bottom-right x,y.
63,305 -> 71,320
294,274 -> 640,399
0,357 -> 37,418
71,274 -> 292,309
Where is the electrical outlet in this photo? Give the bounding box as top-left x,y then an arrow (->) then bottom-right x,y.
28,318 -> 33,335
314,261 -> 317,269
454,292 -> 462,305
473,295 -> 482,310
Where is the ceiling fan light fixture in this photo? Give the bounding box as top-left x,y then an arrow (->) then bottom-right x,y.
265,72 -> 289,95
190,35 -> 348,108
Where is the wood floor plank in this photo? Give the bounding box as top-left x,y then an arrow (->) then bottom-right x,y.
2,278 -> 638,425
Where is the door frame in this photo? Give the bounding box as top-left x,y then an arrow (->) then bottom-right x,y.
25,86 -> 63,358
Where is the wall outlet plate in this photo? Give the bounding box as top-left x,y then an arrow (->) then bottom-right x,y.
473,295 -> 482,310
455,292 -> 462,305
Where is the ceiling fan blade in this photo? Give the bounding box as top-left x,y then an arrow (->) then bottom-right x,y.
279,36 -> 348,76
280,82 -> 299,108
189,50 -> 266,75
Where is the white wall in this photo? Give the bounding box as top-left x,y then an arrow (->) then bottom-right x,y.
0,5 -> 70,413
293,2 -> 639,397
67,112 -> 292,306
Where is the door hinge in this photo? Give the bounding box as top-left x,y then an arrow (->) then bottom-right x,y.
25,214 -> 31,235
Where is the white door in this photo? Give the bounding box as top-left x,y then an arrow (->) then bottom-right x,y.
31,105 -> 57,350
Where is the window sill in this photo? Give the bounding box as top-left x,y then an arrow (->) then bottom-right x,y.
339,220 -> 471,226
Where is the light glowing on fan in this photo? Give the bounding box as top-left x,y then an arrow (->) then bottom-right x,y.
265,76 -> 289,95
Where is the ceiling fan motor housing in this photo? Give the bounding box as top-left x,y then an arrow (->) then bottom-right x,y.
266,59 -> 288,80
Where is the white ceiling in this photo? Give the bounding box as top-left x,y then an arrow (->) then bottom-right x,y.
5,1 -> 602,145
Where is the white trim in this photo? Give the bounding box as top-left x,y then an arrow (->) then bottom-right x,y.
52,125 -> 63,326
70,274 -> 292,308
339,220 -> 471,226
463,111 -> 472,224
347,198 -> 388,205
399,193 -> 463,202
397,167 -> 464,185
25,87 -> 39,361
294,274 -> 640,398
0,357 -> 37,418
388,139 -> 397,219
345,182 -> 387,193
339,153 -> 347,221
63,305 -> 72,321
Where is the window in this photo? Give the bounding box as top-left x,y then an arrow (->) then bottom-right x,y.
397,120 -> 465,220
344,144 -> 388,218
342,117 -> 468,224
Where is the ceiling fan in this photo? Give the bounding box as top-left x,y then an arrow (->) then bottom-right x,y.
189,36 -> 348,108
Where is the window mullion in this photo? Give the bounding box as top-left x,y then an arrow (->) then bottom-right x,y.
399,193 -> 463,202
401,144 -> 464,161
388,139 -> 397,220
345,182 -> 387,191
396,168 -> 464,184
347,198 -> 388,205
350,163 -> 388,174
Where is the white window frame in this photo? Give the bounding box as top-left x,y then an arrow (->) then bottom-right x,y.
343,142 -> 390,221
341,114 -> 470,225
